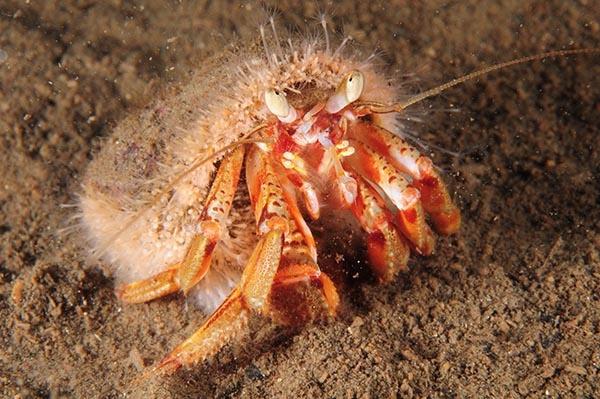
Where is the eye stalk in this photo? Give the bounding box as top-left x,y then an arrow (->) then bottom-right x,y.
265,89 -> 297,123
325,70 -> 365,114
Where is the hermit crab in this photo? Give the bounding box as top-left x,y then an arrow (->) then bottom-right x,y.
78,18 -> 597,377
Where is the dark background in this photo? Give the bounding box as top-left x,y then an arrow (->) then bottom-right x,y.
1,1 -> 598,398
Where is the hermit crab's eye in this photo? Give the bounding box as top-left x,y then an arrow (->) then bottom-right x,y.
344,71 -> 365,103
265,89 -> 298,123
265,89 -> 291,117
325,70 -> 365,113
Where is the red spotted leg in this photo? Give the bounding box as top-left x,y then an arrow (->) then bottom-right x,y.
347,136 -> 436,256
350,174 -> 410,283
348,121 -> 461,235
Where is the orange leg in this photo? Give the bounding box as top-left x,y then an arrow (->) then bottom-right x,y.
115,264 -> 180,304
146,145 -> 339,376
116,146 -> 245,303
247,145 -> 338,322
350,175 -> 410,283
412,157 -> 461,235
146,228 -> 284,376
347,121 -> 460,236
269,262 -> 339,326
348,139 -> 436,255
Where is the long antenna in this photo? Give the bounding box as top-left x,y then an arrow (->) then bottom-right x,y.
363,48 -> 600,114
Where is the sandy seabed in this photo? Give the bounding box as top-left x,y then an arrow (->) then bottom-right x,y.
1,1 -> 599,398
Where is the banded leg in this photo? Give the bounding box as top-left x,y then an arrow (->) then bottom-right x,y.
412,158 -> 461,235
347,139 -> 436,255
247,146 -> 339,325
347,121 -> 461,235
350,175 -> 410,283
116,146 -> 245,303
